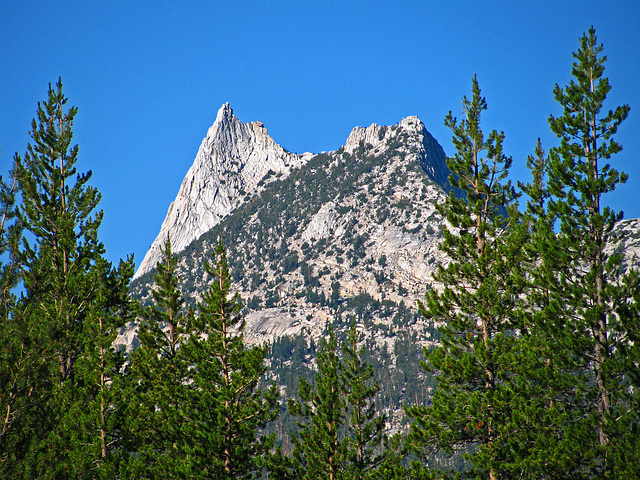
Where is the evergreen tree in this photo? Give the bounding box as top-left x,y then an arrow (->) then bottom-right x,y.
516,140 -> 591,478
288,326 -> 347,480
341,322 -> 385,480
70,256 -> 135,478
123,237 -> 193,477
6,78 -> 132,477
531,27 -> 640,477
285,323 -> 386,480
407,76 -> 545,479
184,237 -> 278,479
0,163 -> 36,474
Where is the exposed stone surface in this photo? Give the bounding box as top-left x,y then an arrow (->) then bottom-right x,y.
609,217 -> 640,271
129,111 -> 453,351
301,202 -> 340,242
134,103 -> 312,279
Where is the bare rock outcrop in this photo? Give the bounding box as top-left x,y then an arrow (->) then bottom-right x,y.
134,103 -> 311,279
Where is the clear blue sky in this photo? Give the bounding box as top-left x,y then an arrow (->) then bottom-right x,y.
2,1 -> 639,267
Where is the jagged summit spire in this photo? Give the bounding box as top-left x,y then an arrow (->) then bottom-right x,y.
215,102 -> 233,123
133,110 -> 450,280
133,104 -> 308,279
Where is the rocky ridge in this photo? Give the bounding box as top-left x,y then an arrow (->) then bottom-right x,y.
134,103 -> 312,279
130,108 -> 451,350
127,110 -> 451,429
126,108 -> 640,435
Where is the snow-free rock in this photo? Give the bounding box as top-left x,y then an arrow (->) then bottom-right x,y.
134,103 -> 311,279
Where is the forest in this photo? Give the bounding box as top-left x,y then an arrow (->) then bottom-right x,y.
1,28 -> 639,479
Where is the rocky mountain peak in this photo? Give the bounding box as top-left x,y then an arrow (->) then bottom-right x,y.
134,103 -> 310,279
344,116 -> 449,188
343,115 -> 421,155
130,109 -> 455,348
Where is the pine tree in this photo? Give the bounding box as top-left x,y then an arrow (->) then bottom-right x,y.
0,163 -> 37,475
123,237 -> 193,477
70,256 -> 135,478
406,76 -> 545,479
285,323 -> 386,480
8,78 -> 132,477
288,326 -> 347,480
515,140 -> 593,478
184,237 -> 278,479
341,322 -> 385,480
533,27 -> 640,477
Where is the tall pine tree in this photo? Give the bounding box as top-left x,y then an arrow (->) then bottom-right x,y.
70,256 -> 135,478
183,237 -> 279,479
532,27 -> 640,477
8,78 -> 133,478
288,326 -> 347,480
407,76 -> 550,479
123,237 -> 193,477
0,162 -> 35,474
285,322 -> 386,480
341,322 -> 385,480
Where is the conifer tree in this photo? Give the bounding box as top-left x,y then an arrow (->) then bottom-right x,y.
285,323 -> 386,480
7,78 -> 133,477
288,327 -> 347,480
123,237 -> 193,477
184,237 -> 278,479
70,256 -> 134,478
0,164 -> 36,474
531,27 -> 640,477
407,76 -> 545,479
516,140 -> 592,478
341,322 -> 385,480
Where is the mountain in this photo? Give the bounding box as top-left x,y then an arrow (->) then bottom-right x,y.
134,103 -> 313,280
129,105 -> 451,347
124,105 -> 453,429
124,104 -> 640,438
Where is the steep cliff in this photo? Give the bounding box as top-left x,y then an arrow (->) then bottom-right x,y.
134,103 -> 312,279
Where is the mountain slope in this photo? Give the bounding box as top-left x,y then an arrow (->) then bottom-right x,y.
134,103 -> 312,280
131,110 -> 451,347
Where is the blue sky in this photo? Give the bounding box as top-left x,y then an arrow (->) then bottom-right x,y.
2,1 -> 639,267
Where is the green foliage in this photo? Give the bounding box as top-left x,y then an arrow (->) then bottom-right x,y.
1,79 -> 134,478
123,238 -> 193,476
284,323 -> 386,480
407,75 -> 544,479
524,26 -> 640,477
341,323 -> 385,479
184,238 -> 279,479
6,31 -> 640,479
288,327 -> 347,479
0,164 -> 32,471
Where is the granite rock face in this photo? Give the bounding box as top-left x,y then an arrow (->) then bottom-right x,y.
130,110 -> 453,349
134,103 -> 311,279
